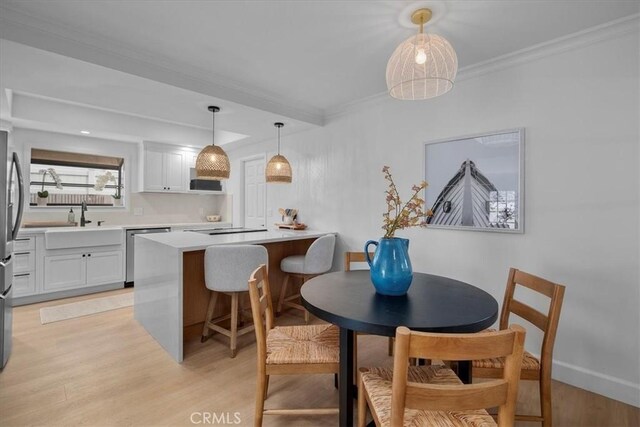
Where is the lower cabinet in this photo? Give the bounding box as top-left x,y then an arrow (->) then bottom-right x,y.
44,250 -> 123,292
44,253 -> 87,291
13,272 -> 36,297
86,251 -> 124,286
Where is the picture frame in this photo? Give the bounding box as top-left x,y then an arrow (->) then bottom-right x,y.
423,128 -> 524,233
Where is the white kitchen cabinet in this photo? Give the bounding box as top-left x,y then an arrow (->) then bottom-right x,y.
144,148 -> 166,191
12,233 -> 40,299
164,151 -> 185,191
142,144 -> 185,192
13,272 -> 36,297
44,253 -> 87,291
13,251 -> 35,273
44,250 -> 124,292
86,250 -> 123,286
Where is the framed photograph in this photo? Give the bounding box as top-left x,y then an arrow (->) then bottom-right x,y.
424,128 -> 524,233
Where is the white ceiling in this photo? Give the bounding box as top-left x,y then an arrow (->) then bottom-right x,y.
0,39 -> 314,146
0,0 -> 638,142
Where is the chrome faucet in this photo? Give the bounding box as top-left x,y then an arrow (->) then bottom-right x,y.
80,201 -> 91,227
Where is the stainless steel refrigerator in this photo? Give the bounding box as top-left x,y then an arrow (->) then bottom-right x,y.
1,130 -> 25,369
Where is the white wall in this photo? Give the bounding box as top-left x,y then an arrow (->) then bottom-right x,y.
227,29 -> 640,406
13,128 -> 230,225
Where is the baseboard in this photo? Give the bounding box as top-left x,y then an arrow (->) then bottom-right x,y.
13,282 -> 125,306
551,358 -> 640,408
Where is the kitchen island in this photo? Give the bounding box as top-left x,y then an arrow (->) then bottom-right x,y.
134,229 -> 335,362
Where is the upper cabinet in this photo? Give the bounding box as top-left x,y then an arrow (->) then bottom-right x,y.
139,142 -> 224,194
143,146 -> 185,192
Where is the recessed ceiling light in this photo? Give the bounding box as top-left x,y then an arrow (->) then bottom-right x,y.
80,130 -> 91,135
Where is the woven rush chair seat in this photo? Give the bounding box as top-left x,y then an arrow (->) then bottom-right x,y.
266,324 -> 339,365
360,365 -> 496,427
473,329 -> 540,371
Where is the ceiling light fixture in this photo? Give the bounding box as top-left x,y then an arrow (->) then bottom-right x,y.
196,106 -> 230,180
80,130 -> 91,135
386,8 -> 458,100
265,122 -> 292,183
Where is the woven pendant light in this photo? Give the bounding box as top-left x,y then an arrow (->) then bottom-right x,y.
265,122 -> 292,183
386,8 -> 458,100
196,106 -> 230,180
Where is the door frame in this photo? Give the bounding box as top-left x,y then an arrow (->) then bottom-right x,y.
239,153 -> 267,228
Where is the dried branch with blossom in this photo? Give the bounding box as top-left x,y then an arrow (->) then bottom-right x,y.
381,166 -> 433,238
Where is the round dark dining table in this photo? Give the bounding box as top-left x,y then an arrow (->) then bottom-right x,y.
301,270 -> 499,427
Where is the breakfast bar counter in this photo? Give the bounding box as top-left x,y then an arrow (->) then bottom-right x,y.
133,229 -> 334,362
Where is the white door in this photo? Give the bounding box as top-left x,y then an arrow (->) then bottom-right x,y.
164,151 -> 185,192
86,250 -> 124,286
244,158 -> 266,228
144,149 -> 165,191
44,254 -> 87,291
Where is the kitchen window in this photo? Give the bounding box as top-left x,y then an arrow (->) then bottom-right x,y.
29,148 -> 125,207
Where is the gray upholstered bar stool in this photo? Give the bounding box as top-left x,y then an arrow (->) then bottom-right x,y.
201,245 -> 268,357
276,234 -> 336,323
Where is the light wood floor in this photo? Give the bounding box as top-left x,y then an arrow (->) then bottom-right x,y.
1,289 -> 638,427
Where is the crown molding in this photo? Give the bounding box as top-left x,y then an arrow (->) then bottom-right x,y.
325,14 -> 640,122
0,4 -> 324,127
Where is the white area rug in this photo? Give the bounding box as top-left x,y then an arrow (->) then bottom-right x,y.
40,292 -> 133,324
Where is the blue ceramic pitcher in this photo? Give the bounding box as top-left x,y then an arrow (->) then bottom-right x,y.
364,237 -> 413,296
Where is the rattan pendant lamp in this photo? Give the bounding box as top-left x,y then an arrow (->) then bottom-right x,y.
196,106 -> 230,180
386,8 -> 458,100
265,122 -> 292,183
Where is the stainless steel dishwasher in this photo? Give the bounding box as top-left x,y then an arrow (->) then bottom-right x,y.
125,227 -> 171,285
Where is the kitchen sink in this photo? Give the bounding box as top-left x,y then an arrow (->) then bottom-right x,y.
45,227 -> 124,249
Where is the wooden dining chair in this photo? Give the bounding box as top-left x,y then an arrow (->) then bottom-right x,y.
345,252 -> 395,357
358,325 -> 526,427
473,268 -> 565,427
248,264 -> 340,426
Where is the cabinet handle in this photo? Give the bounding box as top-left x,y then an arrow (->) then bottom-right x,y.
15,238 -> 30,242
88,254 -> 91,257
14,252 -> 30,256
14,273 -> 30,277
82,254 -> 86,257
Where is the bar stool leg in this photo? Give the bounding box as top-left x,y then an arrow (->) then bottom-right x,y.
277,274 -> 290,316
201,291 -> 218,343
238,294 -> 245,327
301,276 -> 310,323
230,292 -> 239,358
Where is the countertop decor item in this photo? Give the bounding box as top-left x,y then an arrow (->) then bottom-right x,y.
364,166 -> 431,296
36,167 -> 63,205
266,122 -> 292,183
275,223 -> 307,230
386,8 -> 458,100
196,106 -> 230,180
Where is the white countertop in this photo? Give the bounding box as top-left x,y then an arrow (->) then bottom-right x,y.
18,222 -> 232,234
138,229 -> 335,252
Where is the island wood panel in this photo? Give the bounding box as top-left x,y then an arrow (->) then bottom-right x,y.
182,238 -> 316,340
